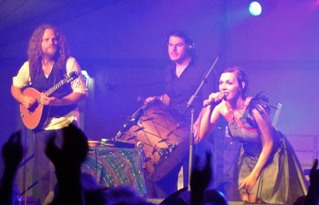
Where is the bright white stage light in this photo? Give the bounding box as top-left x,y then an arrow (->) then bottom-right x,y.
81,70 -> 92,87
81,70 -> 90,79
249,1 -> 262,16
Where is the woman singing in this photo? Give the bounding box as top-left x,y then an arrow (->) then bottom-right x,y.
195,66 -> 307,204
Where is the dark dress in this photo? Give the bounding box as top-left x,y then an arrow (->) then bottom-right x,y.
227,96 -> 308,204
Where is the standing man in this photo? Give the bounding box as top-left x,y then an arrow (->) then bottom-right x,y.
11,24 -> 88,204
145,30 -> 218,198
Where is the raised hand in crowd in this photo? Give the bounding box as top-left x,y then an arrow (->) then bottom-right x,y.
45,123 -> 88,205
0,131 -> 24,205
190,151 -> 214,205
190,152 -> 212,202
190,152 -> 228,205
303,159 -> 319,205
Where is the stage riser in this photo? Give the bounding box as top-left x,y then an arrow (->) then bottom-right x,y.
148,199 -> 291,205
229,202 -> 291,205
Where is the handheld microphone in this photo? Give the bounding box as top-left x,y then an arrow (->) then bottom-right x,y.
203,92 -> 224,107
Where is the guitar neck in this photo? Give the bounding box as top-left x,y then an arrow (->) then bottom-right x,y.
45,78 -> 69,96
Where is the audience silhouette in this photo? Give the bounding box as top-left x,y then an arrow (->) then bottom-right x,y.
44,123 -> 88,205
305,159 -> 319,204
5,125 -> 317,205
0,131 -> 24,205
294,159 -> 319,205
160,152 -> 228,205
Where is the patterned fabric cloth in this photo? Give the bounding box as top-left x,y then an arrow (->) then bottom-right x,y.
82,146 -> 147,196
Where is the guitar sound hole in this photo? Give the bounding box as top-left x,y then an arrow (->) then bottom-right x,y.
29,102 -> 39,112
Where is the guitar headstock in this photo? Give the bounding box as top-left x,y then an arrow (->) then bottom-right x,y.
65,71 -> 80,83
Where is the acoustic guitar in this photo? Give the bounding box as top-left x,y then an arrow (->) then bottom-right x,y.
19,71 -> 80,129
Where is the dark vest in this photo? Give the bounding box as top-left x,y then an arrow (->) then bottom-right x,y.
30,64 -> 77,119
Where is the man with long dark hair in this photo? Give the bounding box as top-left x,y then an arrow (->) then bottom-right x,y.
11,24 -> 88,203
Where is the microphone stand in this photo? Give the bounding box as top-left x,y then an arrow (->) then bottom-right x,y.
184,54 -> 220,191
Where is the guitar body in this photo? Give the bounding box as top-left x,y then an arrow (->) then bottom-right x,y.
18,71 -> 79,130
20,87 -> 48,130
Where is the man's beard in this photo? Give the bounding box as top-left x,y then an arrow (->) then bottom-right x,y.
43,47 -> 58,59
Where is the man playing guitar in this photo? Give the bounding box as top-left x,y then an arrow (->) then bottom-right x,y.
10,24 -> 88,204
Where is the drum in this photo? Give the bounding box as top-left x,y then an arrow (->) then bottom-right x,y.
115,99 -> 189,182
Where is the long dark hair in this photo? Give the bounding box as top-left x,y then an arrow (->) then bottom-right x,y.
28,24 -> 70,78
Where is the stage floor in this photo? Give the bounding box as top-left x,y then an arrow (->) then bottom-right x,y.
147,199 -> 292,205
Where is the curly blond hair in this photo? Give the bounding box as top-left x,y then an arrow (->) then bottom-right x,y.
28,24 -> 70,78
